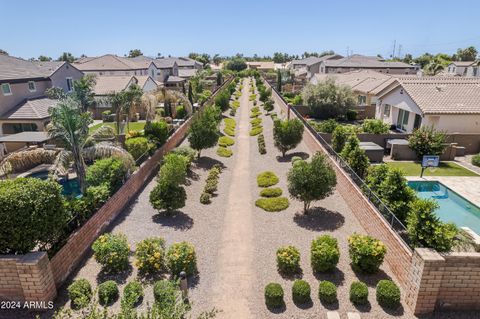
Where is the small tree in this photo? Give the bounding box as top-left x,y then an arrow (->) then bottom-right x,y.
216,72 -> 223,86
188,83 -> 194,105
276,69 -> 282,92
149,181 -> 186,214
406,198 -> 457,252
214,89 -> 230,111
365,164 -> 390,192
408,126 -> 447,159
287,153 -> 337,213
340,134 -> 360,159
273,118 -> 304,157
377,168 -> 416,222
331,125 -> 348,153
188,106 -> 220,158
347,147 -> 370,178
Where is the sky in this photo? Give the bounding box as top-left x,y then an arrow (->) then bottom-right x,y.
1,0 -> 480,60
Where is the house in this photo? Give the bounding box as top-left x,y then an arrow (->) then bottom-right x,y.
73,54 -> 155,78
246,61 -> 275,71
375,77 -> 480,133
319,54 -> 419,75
289,55 -> 343,78
0,54 -> 83,139
446,61 -> 479,77
91,75 -> 158,119
310,70 -> 393,118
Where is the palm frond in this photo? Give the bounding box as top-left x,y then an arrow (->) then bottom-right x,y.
50,149 -> 72,177
0,148 -> 59,175
86,125 -> 116,144
83,142 -> 135,170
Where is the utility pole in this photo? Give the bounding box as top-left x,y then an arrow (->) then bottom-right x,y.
398,45 -> 402,59
392,40 -> 396,59
347,46 -> 350,58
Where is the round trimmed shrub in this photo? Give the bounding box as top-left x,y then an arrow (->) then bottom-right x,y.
291,156 -> 303,165
125,137 -> 149,161
200,192 -> 211,204
292,280 -> 311,304
276,246 -> 300,274
67,279 -> 92,309
260,187 -> 282,198
264,283 -> 284,308
98,280 -> 119,306
204,179 -> 218,194
91,233 -> 130,273
219,136 -> 235,147
348,233 -> 387,274
217,146 -> 233,157
134,237 -> 166,273
255,197 -> 289,212
166,241 -> 197,276
311,235 -> 340,273
122,281 -> 144,309
472,154 -> 480,167
175,105 -> 186,119
145,120 -> 169,144
257,171 -> 279,187
376,280 -> 401,309
153,280 -> 178,309
350,281 -> 369,305
319,281 -> 337,304
86,157 -> 130,194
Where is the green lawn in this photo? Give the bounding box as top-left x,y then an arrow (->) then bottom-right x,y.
88,122 -> 146,134
385,161 -> 479,177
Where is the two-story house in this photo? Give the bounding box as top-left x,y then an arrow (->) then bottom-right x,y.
446,61 -> 479,77
318,55 -> 419,75
289,55 -> 343,79
0,54 -> 83,138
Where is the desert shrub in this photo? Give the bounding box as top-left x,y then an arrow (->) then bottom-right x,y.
264,283 -> 284,308
121,281 -> 144,309
292,280 -> 311,304
171,146 -> 197,167
218,136 -> 235,147
149,181 -> 186,214
204,179 -> 218,194
68,279 -> 92,309
98,280 -> 119,306
331,125 -> 348,153
229,108 -> 236,116
175,105 -> 187,119
316,119 -> 338,133
249,94 -> 257,101
263,99 -> 274,112
257,134 -> 266,154
200,192 -> 211,204
348,233 -> 386,273
0,178 -> 68,254
346,109 -> 358,121
86,157 -> 129,194
91,233 -> 130,272
472,154 -> 480,167
260,187 -> 282,197
125,137 -> 149,161
257,171 -> 279,187
255,197 -> 289,212
250,118 -> 262,126
273,118 -> 304,157
166,242 -> 197,276
376,280 -> 401,309
224,127 -> 235,136
224,118 -> 236,128
318,281 -> 337,304
217,146 -> 233,157
144,120 -> 169,145
276,245 -> 300,274
134,237 -> 166,273
249,126 -> 263,136
311,235 -> 340,273
408,125 -> 447,159
362,119 -> 389,134
350,281 -> 369,305
346,146 -> 370,178
215,89 -> 230,111
291,156 -> 303,165
65,184 -> 110,223
153,280 -> 178,309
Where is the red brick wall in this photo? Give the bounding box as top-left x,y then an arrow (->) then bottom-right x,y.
270,83 -> 413,287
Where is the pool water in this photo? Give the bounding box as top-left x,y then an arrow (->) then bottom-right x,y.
408,181 -> 480,234
27,171 -> 82,198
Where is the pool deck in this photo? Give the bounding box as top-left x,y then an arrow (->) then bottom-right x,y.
407,176 -> 480,208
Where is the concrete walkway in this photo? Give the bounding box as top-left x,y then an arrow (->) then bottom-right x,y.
210,78 -> 254,318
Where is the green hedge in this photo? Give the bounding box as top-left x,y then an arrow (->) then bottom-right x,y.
125,137 -> 149,161
86,157 -> 129,194
311,235 -> 340,273
292,280 -> 311,304
376,280 -> 401,309
257,171 -> 279,187
255,197 -> 289,212
318,281 -> 337,304
260,187 -> 282,197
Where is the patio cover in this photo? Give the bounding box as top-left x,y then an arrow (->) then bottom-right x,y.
0,131 -> 50,143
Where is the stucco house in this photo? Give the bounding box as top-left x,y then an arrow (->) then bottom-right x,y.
73,54 -> 155,78
319,54 -> 419,75
375,77 -> 480,133
0,54 -> 83,138
289,55 -> 343,78
246,61 -> 275,71
446,61 -> 479,77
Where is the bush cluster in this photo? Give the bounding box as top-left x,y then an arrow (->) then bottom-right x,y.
121,281 -> 144,309
361,119 -> 389,134
98,280 -> 119,305
348,233 -> 386,274
255,197 -> 289,212
153,280 -> 179,309
125,137 -> 150,162
217,146 -> 233,157
408,125 -> 447,159
472,154 -> 480,167
171,146 -> 197,168
166,241 -> 197,276
200,164 -> 222,204
144,120 -> 169,145
264,283 -> 284,308
218,136 -> 235,147
312,119 -> 338,133
292,280 -> 311,304
91,233 -> 130,273
257,171 -> 279,187
350,281 -> 369,305
175,105 -> 187,119
276,245 -> 300,274
318,281 -> 337,304
257,134 -> 266,154
134,237 -> 166,273
249,126 -> 263,136
86,157 -> 130,195
67,279 -> 92,309
263,99 -> 274,112
376,280 -> 401,309
311,235 -> 340,273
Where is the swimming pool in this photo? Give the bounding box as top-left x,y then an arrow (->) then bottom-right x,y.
408,180 -> 480,234
27,171 -> 82,198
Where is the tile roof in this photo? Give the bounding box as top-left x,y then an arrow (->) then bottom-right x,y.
246,61 -> 275,69
73,54 -> 150,71
166,76 -> 185,83
450,61 -> 476,67
291,54 -> 343,67
378,77 -> 480,115
135,75 -> 155,88
0,55 -> 66,81
93,75 -> 135,95
153,58 -> 177,69
178,69 -> 197,78
311,70 -> 393,95
1,97 -> 57,120
324,54 -> 416,69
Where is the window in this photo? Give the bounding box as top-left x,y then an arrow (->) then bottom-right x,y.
357,95 -> 367,105
474,67 -> 478,77
397,109 -> 410,131
384,104 -> 391,117
28,81 -> 36,92
2,123 -> 38,134
151,70 -> 154,77
1,83 -> 12,96
66,77 -> 74,92
413,114 -> 422,130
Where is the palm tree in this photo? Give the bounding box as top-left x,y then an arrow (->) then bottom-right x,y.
122,84 -> 143,131
140,93 -> 158,123
108,91 -> 126,137
425,59 -> 445,75
72,74 -> 97,112
154,88 -> 193,118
